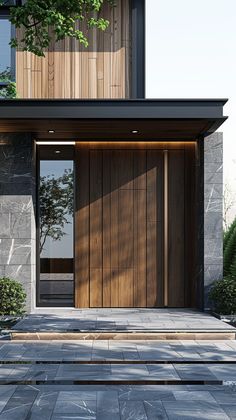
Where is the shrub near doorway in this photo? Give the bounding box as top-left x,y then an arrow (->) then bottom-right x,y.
210,277 -> 236,315
0,278 -> 26,316
210,217 -> 236,316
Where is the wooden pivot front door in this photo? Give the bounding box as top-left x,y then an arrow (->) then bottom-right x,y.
75,143 -> 196,308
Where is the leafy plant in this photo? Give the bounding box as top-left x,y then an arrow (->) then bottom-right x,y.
224,217 -> 236,277
0,67 -> 12,83
209,277 -> 236,315
39,169 -> 73,252
0,278 -> 26,315
7,0 -> 115,57
0,82 -> 18,99
0,67 -> 18,99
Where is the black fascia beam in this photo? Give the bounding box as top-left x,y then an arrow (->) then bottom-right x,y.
0,99 -> 228,120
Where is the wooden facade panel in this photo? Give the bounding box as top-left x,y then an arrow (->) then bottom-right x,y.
16,0 -> 131,99
134,189 -> 147,307
102,151 -> 111,307
118,189 -> 134,269
146,151 -> 164,307
119,269 -> 134,307
75,147 -> 90,308
90,268 -> 103,308
89,150 -> 102,270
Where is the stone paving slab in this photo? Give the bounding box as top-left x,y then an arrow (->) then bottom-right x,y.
0,362 -> 236,382
0,384 -> 236,419
12,309 -> 235,332
0,340 -> 236,361
0,339 -> 236,418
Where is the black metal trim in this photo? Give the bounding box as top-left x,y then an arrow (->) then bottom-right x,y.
0,380 -> 224,386
0,99 -> 228,119
0,14 -> 16,82
196,136 -> 205,310
10,21 -> 16,80
36,144 -> 75,308
131,0 -> 145,98
1,360 -> 236,365
35,144 -> 40,308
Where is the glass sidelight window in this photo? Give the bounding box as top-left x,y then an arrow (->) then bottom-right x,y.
38,146 -> 74,306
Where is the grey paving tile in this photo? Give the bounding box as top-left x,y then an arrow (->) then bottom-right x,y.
26,391 -> 58,420
146,364 -> 180,380
174,364 -> 218,380
143,400 -> 168,419
163,400 -> 230,420
97,391 -> 119,417
0,386 -> 17,413
220,404 -> 236,419
54,399 -> 96,415
200,352 -> 236,361
120,400 -> 147,420
4,365 -> 30,380
211,390 -> 236,404
2,389 -> 38,410
123,351 -> 140,360
119,389 -> 175,401
111,364 -> 148,380
58,391 -> 96,401
0,405 -> 32,420
173,390 -> 216,402
208,364 -> 236,380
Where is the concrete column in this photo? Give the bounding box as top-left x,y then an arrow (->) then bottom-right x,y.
204,132 -> 223,309
0,133 -> 36,312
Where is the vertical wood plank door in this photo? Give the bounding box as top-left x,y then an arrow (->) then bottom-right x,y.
75,144 -> 196,308
75,146 -> 164,308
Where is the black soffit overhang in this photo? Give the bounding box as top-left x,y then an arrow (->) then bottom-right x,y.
0,99 -> 228,141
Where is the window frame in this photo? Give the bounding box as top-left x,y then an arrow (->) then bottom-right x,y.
36,144 -> 75,307
0,13 -> 16,88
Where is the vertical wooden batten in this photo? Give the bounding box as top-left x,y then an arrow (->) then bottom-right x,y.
16,0 -> 131,99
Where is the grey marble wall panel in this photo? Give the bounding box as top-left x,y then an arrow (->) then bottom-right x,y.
204,132 -> 223,309
0,133 -> 36,312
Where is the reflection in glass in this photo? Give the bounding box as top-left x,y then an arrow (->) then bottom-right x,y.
0,20 -> 11,74
39,161 -> 74,305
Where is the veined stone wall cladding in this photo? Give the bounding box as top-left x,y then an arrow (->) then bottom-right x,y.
204,132 -> 223,308
0,133 -> 36,312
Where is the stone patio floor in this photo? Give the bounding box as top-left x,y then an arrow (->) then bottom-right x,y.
1,310 -> 236,418
12,309 -> 235,332
0,340 -> 236,418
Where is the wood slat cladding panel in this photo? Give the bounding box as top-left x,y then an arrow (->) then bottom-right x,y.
146,151 -> 164,307
75,148 -> 90,308
75,143 -> 197,308
16,0 -> 131,99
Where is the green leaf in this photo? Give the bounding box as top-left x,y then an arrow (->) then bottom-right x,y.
8,0 -> 115,57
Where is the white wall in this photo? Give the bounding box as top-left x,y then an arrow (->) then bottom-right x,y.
145,0 -> 236,224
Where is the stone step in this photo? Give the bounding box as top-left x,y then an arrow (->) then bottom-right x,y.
0,384 -> 235,419
0,362 -> 236,383
9,330 -> 236,340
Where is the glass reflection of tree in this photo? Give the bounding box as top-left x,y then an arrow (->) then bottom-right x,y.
39,169 -> 73,253
0,68 -> 17,99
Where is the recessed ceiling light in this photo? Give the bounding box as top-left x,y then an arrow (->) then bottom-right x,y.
36,141 -> 75,145
55,150 -> 61,154
48,130 -> 55,134
132,130 -> 139,134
